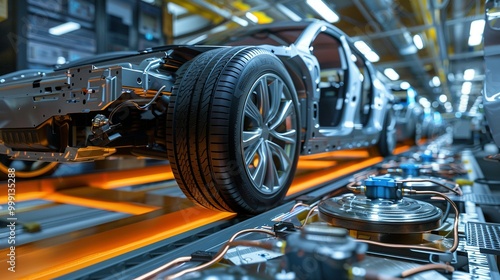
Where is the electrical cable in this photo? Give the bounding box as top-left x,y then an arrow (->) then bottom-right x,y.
162,228 -> 275,280
301,205 -> 318,228
440,201 -> 451,224
109,85 -> 166,124
164,228 -> 275,279
406,189 -> 459,253
399,178 -> 462,195
289,202 -> 311,212
399,263 -> 454,278
346,180 -> 363,192
135,228 -> 276,280
134,256 -> 192,280
139,85 -> 167,110
226,239 -> 286,252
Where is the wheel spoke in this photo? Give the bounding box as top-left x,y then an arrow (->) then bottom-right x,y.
269,100 -> 294,130
243,129 -> 262,148
252,142 -> 269,188
263,141 -> 278,190
270,129 -> 297,144
257,78 -> 270,123
244,138 -> 263,166
267,140 -> 292,173
265,78 -> 283,124
245,99 -> 263,125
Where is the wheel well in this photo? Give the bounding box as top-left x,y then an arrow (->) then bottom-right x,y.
281,61 -> 308,143
284,65 -> 307,100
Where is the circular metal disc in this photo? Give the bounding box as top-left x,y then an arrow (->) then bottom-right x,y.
318,194 -> 442,234
402,179 -> 451,193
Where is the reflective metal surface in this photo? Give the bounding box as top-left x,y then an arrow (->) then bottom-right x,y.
242,74 -> 298,195
318,194 -> 442,233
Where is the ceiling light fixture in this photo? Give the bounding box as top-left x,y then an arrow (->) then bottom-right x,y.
400,81 -> 410,90
468,19 -> 485,46
431,76 -> 441,87
419,97 -> 430,108
231,16 -> 248,27
276,4 -> 302,21
354,41 -> 370,52
459,94 -> 469,112
49,22 -> 81,36
468,35 -> 482,46
306,0 -> 339,23
413,34 -> 424,50
354,41 -> 379,62
461,81 -> 472,95
383,68 -> 399,81
167,2 -> 187,16
245,12 -> 258,23
463,69 -> 475,81
364,52 -> 380,63
439,94 -> 447,103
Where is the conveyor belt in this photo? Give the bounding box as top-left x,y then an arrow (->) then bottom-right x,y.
0,204 -> 130,247
466,221 -> 500,255
0,146 -> 409,279
458,193 -> 500,206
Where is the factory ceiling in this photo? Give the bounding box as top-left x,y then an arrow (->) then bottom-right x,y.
163,0 -> 485,115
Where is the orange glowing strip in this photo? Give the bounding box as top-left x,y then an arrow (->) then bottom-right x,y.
100,170 -> 175,189
300,149 -> 370,160
98,165 -> 175,189
44,193 -> 159,215
0,191 -> 46,204
0,192 -> 48,216
0,164 -> 175,195
2,208 -> 235,280
394,145 -> 411,155
297,160 -> 338,169
288,156 -> 384,195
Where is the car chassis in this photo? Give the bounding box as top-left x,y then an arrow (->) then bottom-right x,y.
0,21 -> 395,213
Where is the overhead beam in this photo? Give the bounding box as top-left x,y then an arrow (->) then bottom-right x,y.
166,0 -> 225,24
352,14 -> 486,41
166,0 -> 250,26
449,50 -> 484,60
376,57 -> 436,68
352,24 -> 433,40
377,50 -> 484,69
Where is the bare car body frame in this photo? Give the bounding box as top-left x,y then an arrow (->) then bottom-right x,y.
0,20 -> 395,213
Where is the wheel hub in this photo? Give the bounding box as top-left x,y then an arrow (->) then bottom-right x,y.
241,73 -> 298,195
261,126 -> 270,139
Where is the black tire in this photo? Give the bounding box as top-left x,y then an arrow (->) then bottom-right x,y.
166,47 -> 301,214
0,156 -> 59,179
377,109 -> 397,157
